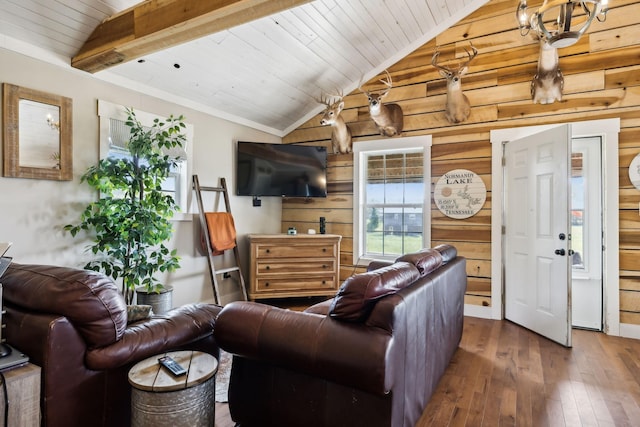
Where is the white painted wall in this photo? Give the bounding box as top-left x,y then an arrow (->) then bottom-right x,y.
0,48 -> 282,307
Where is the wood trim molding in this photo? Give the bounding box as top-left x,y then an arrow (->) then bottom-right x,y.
72,0 -> 312,73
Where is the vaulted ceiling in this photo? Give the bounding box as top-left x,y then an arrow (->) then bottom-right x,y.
0,0 -> 488,136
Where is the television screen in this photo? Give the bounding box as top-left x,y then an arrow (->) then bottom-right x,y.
236,141 -> 327,197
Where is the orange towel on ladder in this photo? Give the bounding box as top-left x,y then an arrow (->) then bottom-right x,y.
204,212 -> 237,255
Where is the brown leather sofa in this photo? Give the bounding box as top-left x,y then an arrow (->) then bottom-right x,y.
214,245 -> 467,427
1,263 -> 221,427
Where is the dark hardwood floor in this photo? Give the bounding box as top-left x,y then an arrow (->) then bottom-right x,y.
214,316 -> 640,426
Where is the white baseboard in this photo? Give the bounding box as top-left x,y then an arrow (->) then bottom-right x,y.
619,323 -> 640,340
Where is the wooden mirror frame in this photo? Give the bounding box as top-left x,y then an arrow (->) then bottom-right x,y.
2,83 -> 73,180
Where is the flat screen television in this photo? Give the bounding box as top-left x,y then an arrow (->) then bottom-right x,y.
236,141 -> 328,198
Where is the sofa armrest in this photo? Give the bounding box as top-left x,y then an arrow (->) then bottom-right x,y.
86,303 -> 220,369
4,308 -> 111,427
214,301 -> 391,395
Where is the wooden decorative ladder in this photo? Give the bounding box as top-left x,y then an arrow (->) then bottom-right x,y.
192,175 -> 248,304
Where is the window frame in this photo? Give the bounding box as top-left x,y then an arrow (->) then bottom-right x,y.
97,100 -> 193,218
353,135 -> 432,266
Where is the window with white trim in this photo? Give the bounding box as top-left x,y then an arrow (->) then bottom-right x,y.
353,136 -> 432,265
97,100 -> 193,215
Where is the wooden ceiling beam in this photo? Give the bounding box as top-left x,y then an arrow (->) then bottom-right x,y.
71,0 -> 312,73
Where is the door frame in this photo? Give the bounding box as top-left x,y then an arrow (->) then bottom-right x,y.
486,118 -> 620,336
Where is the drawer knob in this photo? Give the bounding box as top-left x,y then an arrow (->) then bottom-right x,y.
322,280 -> 326,284
266,249 -> 270,253
266,265 -> 270,270
322,248 -> 327,252
322,264 -> 327,269
265,282 -> 270,287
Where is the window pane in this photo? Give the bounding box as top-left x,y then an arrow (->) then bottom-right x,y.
363,206 -> 423,257
385,154 -> 405,180
367,155 -> 385,180
571,152 -> 585,269
405,181 -> 424,204
366,181 -> 384,204
386,181 -> 404,204
359,144 -> 427,260
365,206 -> 382,233
365,206 -> 383,254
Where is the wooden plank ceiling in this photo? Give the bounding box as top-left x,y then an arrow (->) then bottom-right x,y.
71,0 -> 315,73
0,0 -> 489,135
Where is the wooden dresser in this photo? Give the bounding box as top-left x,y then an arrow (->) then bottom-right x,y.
247,234 -> 341,300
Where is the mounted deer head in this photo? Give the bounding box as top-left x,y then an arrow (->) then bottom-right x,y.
317,91 -> 352,154
531,39 -> 564,104
431,43 -> 478,124
359,70 -> 404,137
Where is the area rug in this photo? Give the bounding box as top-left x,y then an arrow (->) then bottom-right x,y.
215,349 -> 232,402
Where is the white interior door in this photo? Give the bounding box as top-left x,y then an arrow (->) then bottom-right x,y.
504,125 -> 572,347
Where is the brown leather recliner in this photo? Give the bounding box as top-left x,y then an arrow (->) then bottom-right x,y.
215,245 -> 467,427
1,263 -> 221,427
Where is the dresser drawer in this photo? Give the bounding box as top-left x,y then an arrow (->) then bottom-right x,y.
256,243 -> 336,259
256,259 -> 335,275
255,276 -> 336,294
247,234 -> 342,300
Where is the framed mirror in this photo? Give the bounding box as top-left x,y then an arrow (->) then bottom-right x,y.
3,83 -> 72,180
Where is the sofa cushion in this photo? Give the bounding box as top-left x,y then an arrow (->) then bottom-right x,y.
433,244 -> 458,264
304,298 -> 333,315
366,260 -> 393,272
2,263 -> 127,348
329,261 -> 420,322
395,248 -> 443,277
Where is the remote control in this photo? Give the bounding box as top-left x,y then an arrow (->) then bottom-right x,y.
158,355 -> 187,376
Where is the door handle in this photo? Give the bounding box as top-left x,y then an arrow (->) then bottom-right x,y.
555,249 -> 566,256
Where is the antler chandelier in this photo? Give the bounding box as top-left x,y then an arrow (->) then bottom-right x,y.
516,0 -> 609,48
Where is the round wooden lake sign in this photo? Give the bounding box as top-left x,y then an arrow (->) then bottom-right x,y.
434,169 -> 486,219
629,153 -> 640,190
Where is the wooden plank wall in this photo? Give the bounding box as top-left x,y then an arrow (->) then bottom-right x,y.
281,0 -> 640,323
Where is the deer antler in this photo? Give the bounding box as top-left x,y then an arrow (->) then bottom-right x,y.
358,76 -> 370,95
359,71 -> 394,96
317,88 -> 345,106
431,51 -> 450,73
315,93 -> 332,106
459,43 -> 478,69
327,88 -> 344,103
378,69 -> 393,95
431,43 -> 477,73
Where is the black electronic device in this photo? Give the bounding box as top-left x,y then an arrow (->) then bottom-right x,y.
0,256 -> 13,360
0,257 -> 10,279
158,355 -> 187,376
0,343 -> 11,358
236,141 -> 328,198
320,217 -> 326,234
0,252 -> 29,369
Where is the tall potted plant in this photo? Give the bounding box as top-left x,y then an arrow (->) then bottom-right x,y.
65,108 -> 186,305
